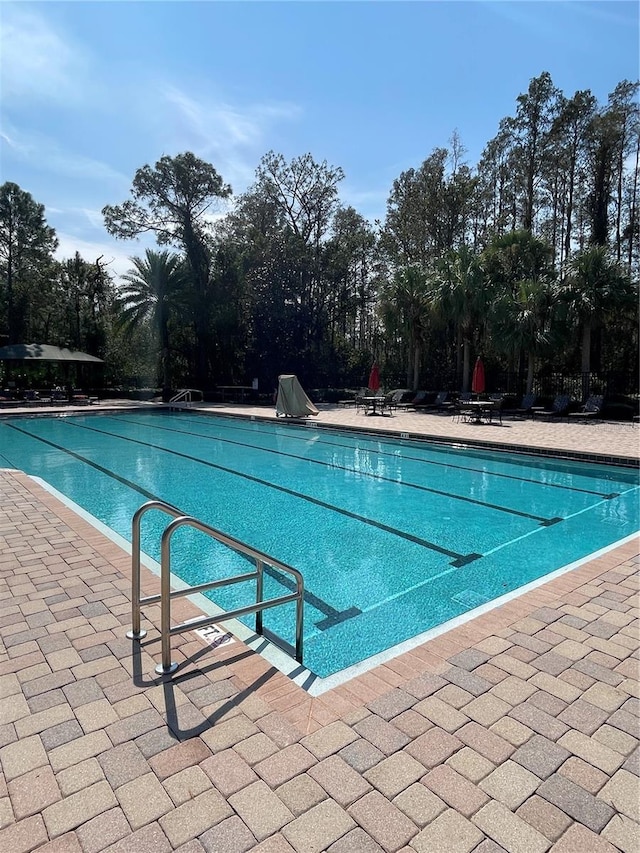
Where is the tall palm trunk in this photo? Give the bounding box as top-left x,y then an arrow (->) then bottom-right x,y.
581,322 -> 592,398
455,325 -> 463,388
412,341 -> 421,390
462,336 -> 471,392
526,352 -> 535,394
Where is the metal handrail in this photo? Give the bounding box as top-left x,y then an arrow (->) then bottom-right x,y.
169,388 -> 202,408
126,501 -> 304,676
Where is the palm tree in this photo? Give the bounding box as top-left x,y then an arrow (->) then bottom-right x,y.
118,249 -> 189,399
562,246 -> 636,396
481,230 -> 554,389
434,246 -> 487,391
379,265 -> 432,390
491,279 -> 557,394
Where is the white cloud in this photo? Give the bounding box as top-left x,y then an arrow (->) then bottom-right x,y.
54,231 -> 155,283
77,208 -> 111,230
339,184 -> 389,225
0,7 -> 87,104
0,127 -> 29,155
157,84 -> 302,190
1,121 -> 130,188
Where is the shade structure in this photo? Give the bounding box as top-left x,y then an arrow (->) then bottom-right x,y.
368,363 -> 380,392
472,357 -> 485,394
0,343 -> 103,363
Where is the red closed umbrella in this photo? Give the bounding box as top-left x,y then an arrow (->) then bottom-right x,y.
368,363 -> 380,392
472,357 -> 485,394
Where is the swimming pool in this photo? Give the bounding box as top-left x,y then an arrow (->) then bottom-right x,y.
1,411 -> 638,679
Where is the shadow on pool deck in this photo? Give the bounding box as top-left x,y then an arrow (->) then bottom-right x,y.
0,404 -> 638,852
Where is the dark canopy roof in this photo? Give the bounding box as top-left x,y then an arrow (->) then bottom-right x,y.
0,344 -> 103,363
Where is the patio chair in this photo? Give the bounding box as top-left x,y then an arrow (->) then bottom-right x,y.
354,388 -> 369,413
23,390 -> 41,405
361,389 -> 387,416
568,395 -> 603,422
487,394 -> 505,424
450,392 -> 472,420
531,394 -> 571,420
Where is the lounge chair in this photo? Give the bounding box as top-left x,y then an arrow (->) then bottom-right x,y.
568,395 -> 603,422
415,390 -> 449,411
393,390 -> 417,409
337,391 -> 358,408
69,388 -> 98,405
531,394 -> 571,420
50,391 -> 68,406
382,389 -> 411,413
513,392 -> 537,418
397,390 -> 428,410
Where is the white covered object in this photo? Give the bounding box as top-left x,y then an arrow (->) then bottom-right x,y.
275,374 -> 319,418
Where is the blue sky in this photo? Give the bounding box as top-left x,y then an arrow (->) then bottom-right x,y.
1,1 -> 638,280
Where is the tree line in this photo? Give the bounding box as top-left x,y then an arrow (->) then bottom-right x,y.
1,72 -> 638,400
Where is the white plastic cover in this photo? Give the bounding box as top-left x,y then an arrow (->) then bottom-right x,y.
275,374 -> 319,417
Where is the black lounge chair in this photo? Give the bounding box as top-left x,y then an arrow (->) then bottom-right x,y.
568,395 -> 603,422
513,392 -> 537,418
51,389 -> 68,404
416,390 -> 449,411
383,389 -> 411,412
532,394 -> 571,420
23,390 -> 44,405
337,392 -> 358,407
397,390 -> 428,410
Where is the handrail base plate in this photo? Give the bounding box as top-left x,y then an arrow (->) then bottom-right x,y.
155,662 -> 179,676
126,629 -> 147,640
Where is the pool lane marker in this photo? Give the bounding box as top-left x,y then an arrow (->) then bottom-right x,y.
4,421 -> 362,630
7,418 -> 480,568
171,412 -> 626,499
261,565 -> 362,631
108,415 -> 559,527
4,423 -> 164,503
69,418 -> 481,565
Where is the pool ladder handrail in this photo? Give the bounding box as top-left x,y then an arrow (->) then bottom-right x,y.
127,500 -> 304,675
169,388 -> 202,409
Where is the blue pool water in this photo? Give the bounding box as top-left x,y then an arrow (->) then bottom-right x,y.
1,411 -> 638,677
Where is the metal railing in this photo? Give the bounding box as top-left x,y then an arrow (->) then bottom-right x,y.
169,388 -> 202,408
127,501 -> 304,675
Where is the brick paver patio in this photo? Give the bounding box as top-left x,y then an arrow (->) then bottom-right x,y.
0,402 -> 638,851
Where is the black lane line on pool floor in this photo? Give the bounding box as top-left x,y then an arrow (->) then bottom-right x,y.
171,413 -> 623,499
66,419 -> 481,563
106,415 -> 559,527
4,422 -> 359,629
9,418 -> 478,567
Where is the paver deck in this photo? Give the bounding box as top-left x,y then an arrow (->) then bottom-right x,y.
0,401 -> 638,851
